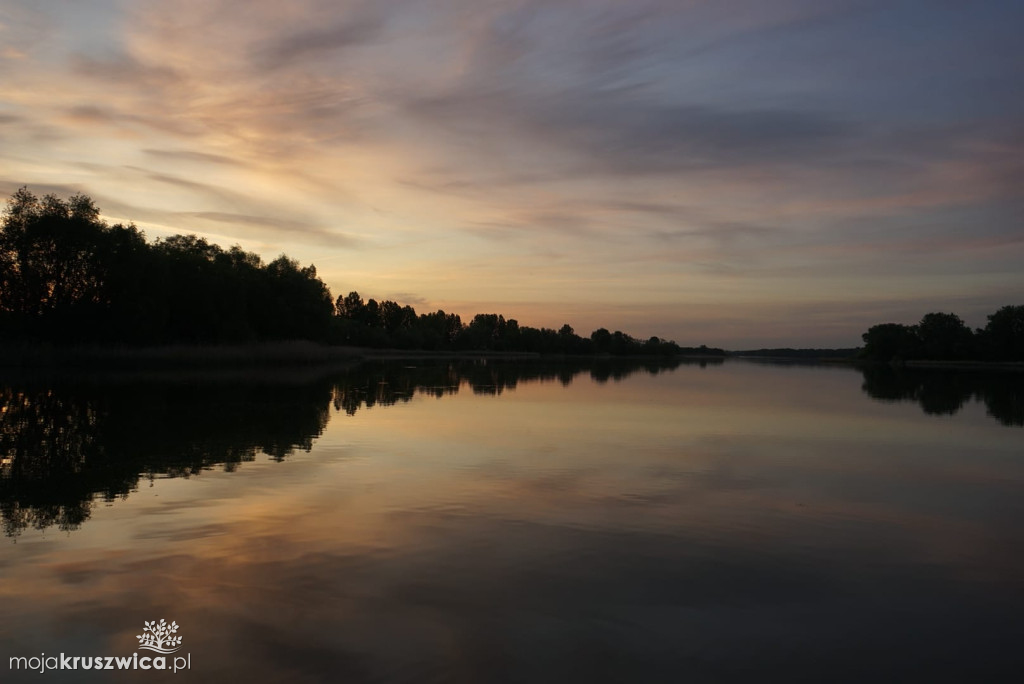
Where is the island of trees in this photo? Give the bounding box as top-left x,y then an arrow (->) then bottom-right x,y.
0,188 -> 722,357
860,309 -> 1024,363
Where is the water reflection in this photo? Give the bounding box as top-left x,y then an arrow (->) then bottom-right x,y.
0,358 -> 689,536
1,358 -> 1021,683
859,365 -> 1024,426
331,357 -> 707,413
0,380 -> 333,536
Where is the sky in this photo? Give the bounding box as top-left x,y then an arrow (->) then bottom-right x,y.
1,0 -> 1022,348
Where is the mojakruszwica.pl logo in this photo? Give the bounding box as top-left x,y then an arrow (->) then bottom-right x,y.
8,619 -> 192,674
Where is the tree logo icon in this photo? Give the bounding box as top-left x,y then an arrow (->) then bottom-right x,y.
136,620 -> 183,654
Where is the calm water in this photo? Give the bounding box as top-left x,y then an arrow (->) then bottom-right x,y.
1,359 -> 1022,682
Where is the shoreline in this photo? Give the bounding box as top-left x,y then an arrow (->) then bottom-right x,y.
4,342 -> 1021,372
0,341 -> 364,369
0,341 -> 716,370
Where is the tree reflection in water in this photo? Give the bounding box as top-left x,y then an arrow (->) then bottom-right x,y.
859,365 -> 1024,426
7,358 -> 1016,537
0,358 -> 695,536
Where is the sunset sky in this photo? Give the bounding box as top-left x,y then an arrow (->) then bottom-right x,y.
1,0 -> 1021,348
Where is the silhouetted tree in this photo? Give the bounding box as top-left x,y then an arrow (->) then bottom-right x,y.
417,309 -> 463,350
2,189 -> 337,346
917,312 -> 974,360
980,305 -> 1024,361
591,328 -> 612,354
460,313 -> 509,350
861,323 -> 920,362
336,291 -> 364,319
1,188 -> 113,340
860,307 -> 1024,363
94,223 -> 165,343
255,256 -> 334,341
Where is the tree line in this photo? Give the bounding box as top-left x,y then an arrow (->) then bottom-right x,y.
860,308 -> 1024,362
0,188 -> 335,344
0,189 -> 718,356
333,295 -> 722,356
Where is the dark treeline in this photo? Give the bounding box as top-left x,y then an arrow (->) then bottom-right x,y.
860,308 -> 1024,363
0,358 -> 691,536
0,189 -> 334,345
0,188 -> 716,356
334,294 -> 723,356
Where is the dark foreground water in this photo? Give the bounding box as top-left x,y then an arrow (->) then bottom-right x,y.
1,359 -> 1022,682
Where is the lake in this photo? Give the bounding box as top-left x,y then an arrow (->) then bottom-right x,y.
1,358 -> 1022,682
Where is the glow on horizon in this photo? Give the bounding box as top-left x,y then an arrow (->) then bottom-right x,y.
1,0 -> 1022,348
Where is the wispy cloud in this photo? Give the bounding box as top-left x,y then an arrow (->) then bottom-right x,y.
71,52 -> 183,89
143,149 -> 244,166
253,8 -> 388,68
183,211 -> 363,248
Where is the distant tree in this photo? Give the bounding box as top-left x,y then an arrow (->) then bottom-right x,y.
981,305 -> 1024,361
154,235 -> 222,342
461,313 -> 508,350
336,291 -> 364,319
610,330 -> 633,355
1,189 -> 100,313
590,328 -> 612,354
860,323 -> 920,362
422,310 -> 464,349
363,298 -> 381,327
380,300 -> 413,335
93,221 -> 164,343
503,318 -> 521,349
0,201 -> 156,343
916,312 -> 974,360
258,256 -> 334,341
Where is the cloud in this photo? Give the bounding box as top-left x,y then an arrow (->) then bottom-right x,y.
385,292 -> 430,308
143,148 -> 243,166
63,104 -> 200,136
183,211 -> 363,248
408,86 -> 858,176
0,180 -> 87,200
71,51 -> 183,89
126,167 -> 243,198
253,9 -> 388,68
0,2 -> 54,57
